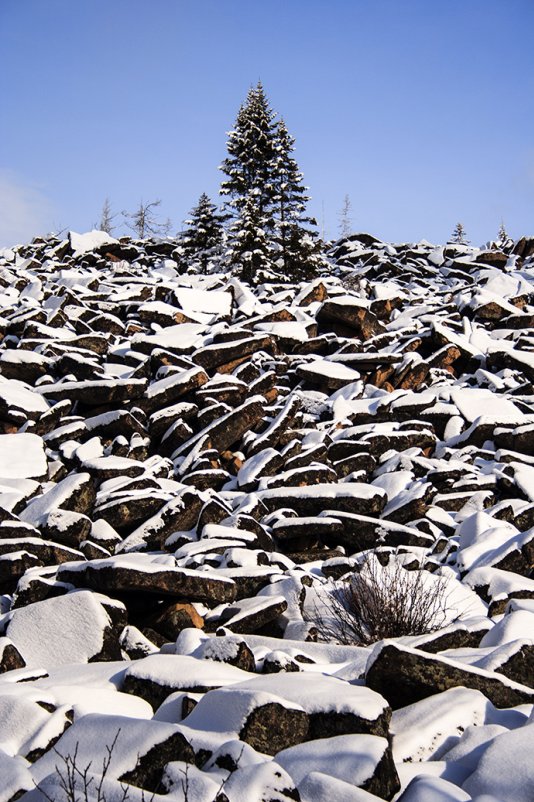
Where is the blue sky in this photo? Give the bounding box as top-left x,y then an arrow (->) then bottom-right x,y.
1,0 -> 533,247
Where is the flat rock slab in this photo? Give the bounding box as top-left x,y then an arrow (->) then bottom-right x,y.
94,492 -> 169,532
296,360 -> 361,391
20,473 -> 95,525
172,396 -> 265,458
193,334 -> 273,371
275,733 -> 400,799
5,590 -> 120,668
37,378 -> 148,404
317,299 -> 385,340
57,555 -> 236,604
122,653 -> 252,709
216,594 -> 288,634
327,352 -> 403,369
221,672 -> 391,740
365,641 -> 534,709
258,483 -> 387,517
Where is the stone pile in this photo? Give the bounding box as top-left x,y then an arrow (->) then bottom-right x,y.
0,228 -> 533,801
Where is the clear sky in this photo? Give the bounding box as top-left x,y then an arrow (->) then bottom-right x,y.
1,0 -> 533,247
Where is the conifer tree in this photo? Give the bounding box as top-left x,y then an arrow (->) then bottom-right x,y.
220,83 -> 282,281
220,83 -> 277,212
496,220 -> 513,250
181,193 -> 226,273
220,83 -> 324,283
450,222 -> 469,245
230,193 -> 272,284
272,118 -> 324,280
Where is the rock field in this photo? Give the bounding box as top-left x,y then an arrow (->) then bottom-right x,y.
0,229 -> 533,801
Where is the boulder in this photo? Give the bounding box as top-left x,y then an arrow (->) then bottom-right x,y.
365,641 -> 534,709
275,734 -> 400,800
57,555 -> 237,604
122,653 -> 251,710
5,590 -> 123,668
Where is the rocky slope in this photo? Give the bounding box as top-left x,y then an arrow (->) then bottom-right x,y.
0,229 -> 533,801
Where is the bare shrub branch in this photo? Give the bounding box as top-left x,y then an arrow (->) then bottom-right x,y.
34,729 -> 136,802
308,551 -> 451,646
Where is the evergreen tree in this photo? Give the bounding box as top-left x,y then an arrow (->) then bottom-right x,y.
220,82 -> 278,217
220,82 -> 324,283
450,222 -> 469,245
230,193 -> 272,284
181,193 -> 226,273
220,82 -> 279,279
272,118 -> 324,280
496,220 -> 513,250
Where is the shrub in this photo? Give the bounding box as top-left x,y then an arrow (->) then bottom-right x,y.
309,551 -> 450,646
34,731 -> 154,802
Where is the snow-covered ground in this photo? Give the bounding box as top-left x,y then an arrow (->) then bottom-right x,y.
0,229 -> 533,801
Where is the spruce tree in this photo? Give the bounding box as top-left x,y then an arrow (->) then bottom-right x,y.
450,222 -> 469,245
220,83 -> 277,216
272,118 -> 324,280
219,82 -> 278,281
181,193 -> 226,273
496,220 -> 513,250
220,83 -> 324,283
230,193 -> 272,284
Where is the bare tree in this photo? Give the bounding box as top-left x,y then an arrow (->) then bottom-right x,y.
308,551 -> 450,646
98,198 -> 118,234
123,200 -> 171,239
338,194 -> 352,239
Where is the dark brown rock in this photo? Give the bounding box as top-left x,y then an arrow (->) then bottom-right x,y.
493,641 -> 534,688
193,334 -> 274,372
173,397 -> 265,460
58,559 -> 237,604
37,378 -> 148,405
41,510 -> 92,548
119,730 -> 195,791
94,493 -> 167,533
240,702 -> 309,755
217,596 -> 288,635
258,484 -> 386,518
146,602 -> 204,640
317,300 -> 385,340
365,642 -> 534,709
0,638 -> 26,672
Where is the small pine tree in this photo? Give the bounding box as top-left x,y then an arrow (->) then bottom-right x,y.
181,193 -> 226,273
98,198 -> 117,234
496,220 -> 513,250
450,222 -> 469,245
123,199 -> 171,239
338,194 -> 352,239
